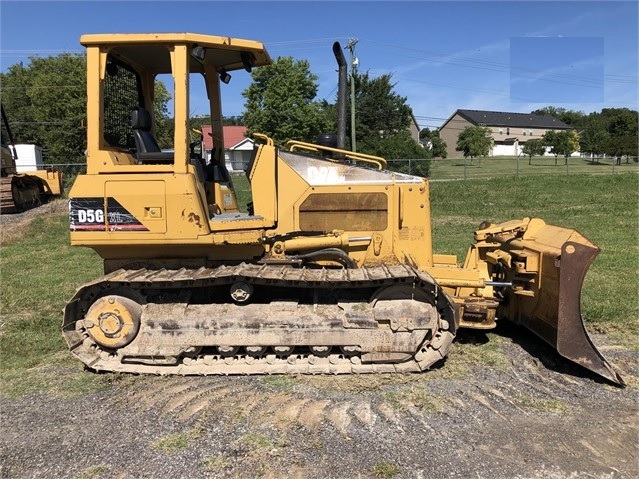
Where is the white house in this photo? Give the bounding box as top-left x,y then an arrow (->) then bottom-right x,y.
201,125 -> 255,172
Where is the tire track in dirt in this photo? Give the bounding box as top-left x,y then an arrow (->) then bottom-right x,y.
296,400 -> 331,429
325,402 -> 352,436
111,376 -> 414,434
107,356 -> 627,451
158,382 -> 223,418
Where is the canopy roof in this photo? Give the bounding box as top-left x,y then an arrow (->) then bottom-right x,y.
80,32 -> 272,73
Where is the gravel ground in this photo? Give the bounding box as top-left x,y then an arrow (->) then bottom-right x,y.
0,327 -> 636,479
0,201 -> 637,479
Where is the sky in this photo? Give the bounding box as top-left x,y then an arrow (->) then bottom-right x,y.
1,0 -> 637,131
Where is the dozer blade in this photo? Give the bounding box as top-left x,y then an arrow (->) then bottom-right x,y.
477,218 -> 624,386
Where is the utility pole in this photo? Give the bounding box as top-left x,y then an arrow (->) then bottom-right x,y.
346,37 -> 358,152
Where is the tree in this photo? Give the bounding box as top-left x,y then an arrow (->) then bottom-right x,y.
375,130 -> 430,177
532,106 -> 586,128
562,130 -> 581,163
601,108 -> 638,163
542,130 -> 561,165
1,54 -> 173,163
521,138 -> 545,165
0,62 -> 34,144
579,118 -> 609,163
420,128 -> 447,159
342,72 -> 430,175
544,129 -> 579,165
1,54 -> 86,163
349,72 -> 413,151
153,80 -> 173,149
456,126 -> 492,160
242,56 -> 330,146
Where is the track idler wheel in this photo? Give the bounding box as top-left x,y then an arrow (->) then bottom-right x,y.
84,295 -> 142,349
310,346 -> 332,357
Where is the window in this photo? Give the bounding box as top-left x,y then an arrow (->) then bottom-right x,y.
506,127 -> 510,135
103,55 -> 144,150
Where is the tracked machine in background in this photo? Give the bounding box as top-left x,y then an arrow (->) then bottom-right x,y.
0,105 -> 63,213
63,33 -> 623,386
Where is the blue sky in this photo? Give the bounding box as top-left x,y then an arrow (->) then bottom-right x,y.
1,0 -> 637,130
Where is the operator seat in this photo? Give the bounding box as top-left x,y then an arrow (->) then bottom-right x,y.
131,107 -> 173,163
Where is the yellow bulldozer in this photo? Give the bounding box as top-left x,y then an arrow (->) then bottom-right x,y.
63,33 -> 623,386
1,104 -> 63,213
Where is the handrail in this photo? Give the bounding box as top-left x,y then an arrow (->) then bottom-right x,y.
252,133 -> 274,146
285,140 -> 387,170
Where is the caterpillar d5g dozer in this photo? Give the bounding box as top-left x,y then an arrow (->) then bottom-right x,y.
63,33 -> 623,386
1,105 -> 63,213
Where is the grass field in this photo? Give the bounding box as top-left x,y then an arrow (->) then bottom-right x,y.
1,172 -> 637,395
387,155 -> 638,180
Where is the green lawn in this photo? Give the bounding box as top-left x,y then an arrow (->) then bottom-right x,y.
428,173 -> 638,341
1,172 -> 636,395
386,155 -> 638,180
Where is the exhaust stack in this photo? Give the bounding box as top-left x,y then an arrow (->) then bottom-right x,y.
333,41 -> 347,150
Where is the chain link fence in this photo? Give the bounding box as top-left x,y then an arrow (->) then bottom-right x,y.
46,156 -> 637,191
387,156 -> 638,180
42,164 -> 86,191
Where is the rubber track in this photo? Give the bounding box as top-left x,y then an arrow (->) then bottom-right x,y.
63,263 -> 456,375
0,177 -> 18,213
0,175 -> 43,213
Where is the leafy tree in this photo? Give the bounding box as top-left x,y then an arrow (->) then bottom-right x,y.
562,130 -> 581,162
223,116 -> 245,126
600,108 -> 638,163
542,130 -> 561,165
0,62 -> 34,144
241,57 -> 430,173
533,107 -> 637,164
342,72 -> 430,175
579,117 -> 609,163
456,125 -> 492,160
521,138 -> 545,165
1,54 -> 86,163
420,128 -> 447,159
376,130 -> 430,177
531,106 -> 586,128
350,72 -> 413,152
543,129 -> 579,165
1,54 -> 173,163
242,56 -> 330,146
153,80 -> 173,149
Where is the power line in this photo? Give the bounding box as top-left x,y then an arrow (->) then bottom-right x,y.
359,38 -> 637,87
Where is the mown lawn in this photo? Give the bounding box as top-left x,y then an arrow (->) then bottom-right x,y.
386,155 -> 638,180
429,173 -> 638,341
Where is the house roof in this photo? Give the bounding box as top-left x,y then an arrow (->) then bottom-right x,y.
453,109 -> 571,129
201,125 -> 248,150
222,125 -> 248,149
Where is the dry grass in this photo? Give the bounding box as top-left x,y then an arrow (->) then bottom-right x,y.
0,199 -> 67,246
150,426 -> 204,453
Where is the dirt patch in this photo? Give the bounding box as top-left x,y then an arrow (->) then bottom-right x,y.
0,198 -> 67,245
0,327 -> 636,479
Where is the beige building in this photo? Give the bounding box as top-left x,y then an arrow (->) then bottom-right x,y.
439,109 -> 571,158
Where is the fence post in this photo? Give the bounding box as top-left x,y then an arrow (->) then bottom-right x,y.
463,157 -> 467,180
